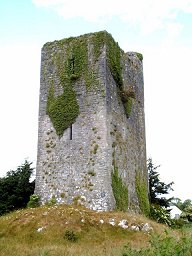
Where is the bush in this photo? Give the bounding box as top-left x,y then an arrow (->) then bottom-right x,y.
0,161 -> 35,215
150,205 -> 172,226
171,218 -> 188,229
122,232 -> 192,255
181,205 -> 192,222
27,194 -> 40,208
45,196 -> 57,206
64,230 -> 78,242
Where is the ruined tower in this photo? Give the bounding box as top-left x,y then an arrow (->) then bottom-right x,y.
35,31 -> 149,214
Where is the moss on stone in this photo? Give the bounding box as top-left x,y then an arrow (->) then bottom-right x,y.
92,31 -> 123,89
135,171 -> 150,215
120,87 -> 136,118
92,31 -> 138,117
92,31 -> 106,61
93,144 -> 99,154
106,35 -> 123,89
112,166 -> 128,211
136,52 -> 143,62
125,97 -> 133,118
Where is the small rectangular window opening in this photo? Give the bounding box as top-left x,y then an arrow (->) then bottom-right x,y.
70,124 -> 72,140
70,57 -> 75,74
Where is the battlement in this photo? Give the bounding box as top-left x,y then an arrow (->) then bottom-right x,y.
35,31 -> 149,214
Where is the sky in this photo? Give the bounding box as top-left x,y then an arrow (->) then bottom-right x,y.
0,0 -> 192,200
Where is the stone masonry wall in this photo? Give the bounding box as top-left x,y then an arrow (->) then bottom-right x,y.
35,31 -> 149,213
106,52 -> 148,213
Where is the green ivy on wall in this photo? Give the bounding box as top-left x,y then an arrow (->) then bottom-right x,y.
112,166 -> 128,211
46,84 -> 79,137
119,87 -> 136,118
45,31 -> 141,136
92,31 -> 123,89
46,36 -> 90,137
135,170 -> 150,215
136,52 -> 143,62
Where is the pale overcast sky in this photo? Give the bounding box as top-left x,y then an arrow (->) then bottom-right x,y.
0,0 -> 192,200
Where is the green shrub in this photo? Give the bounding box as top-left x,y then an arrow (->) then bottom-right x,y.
64,230 -> 78,242
46,196 -> 57,206
150,205 -> 172,226
27,194 -> 40,208
122,232 -> 192,256
181,205 -> 192,222
171,218 -> 187,229
40,251 -> 49,256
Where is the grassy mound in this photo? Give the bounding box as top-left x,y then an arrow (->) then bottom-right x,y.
0,204 -> 190,256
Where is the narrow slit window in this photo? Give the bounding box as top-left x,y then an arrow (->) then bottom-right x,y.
70,124 -> 72,140
70,57 -> 75,74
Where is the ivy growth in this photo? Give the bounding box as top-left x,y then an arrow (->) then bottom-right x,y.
136,52 -> 143,62
124,98 -> 133,117
135,170 -> 150,215
46,36 -> 90,137
93,31 -> 137,118
112,166 -> 128,211
45,31 -> 141,135
93,31 -> 123,89
47,85 -> 79,137
120,87 -> 136,118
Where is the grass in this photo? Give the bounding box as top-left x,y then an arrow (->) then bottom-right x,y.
0,204 -> 188,256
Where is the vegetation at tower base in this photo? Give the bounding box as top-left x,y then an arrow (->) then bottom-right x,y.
135,170 -> 150,215
112,166 -> 128,211
46,31 -> 137,136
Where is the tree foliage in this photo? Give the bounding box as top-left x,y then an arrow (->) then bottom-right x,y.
172,198 -> 192,222
0,160 -> 35,215
172,198 -> 192,211
148,158 -> 174,208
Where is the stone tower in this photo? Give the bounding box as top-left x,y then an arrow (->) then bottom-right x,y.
35,31 -> 149,214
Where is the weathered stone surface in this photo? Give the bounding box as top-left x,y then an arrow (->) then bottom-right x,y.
35,31 -> 148,213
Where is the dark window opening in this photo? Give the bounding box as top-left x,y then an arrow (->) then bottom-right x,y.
70,57 -> 75,74
70,124 -> 72,140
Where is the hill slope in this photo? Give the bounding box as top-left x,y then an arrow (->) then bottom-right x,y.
0,204 -> 179,256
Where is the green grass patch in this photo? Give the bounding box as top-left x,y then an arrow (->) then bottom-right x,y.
1,204 -> 189,256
